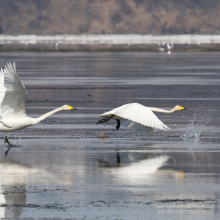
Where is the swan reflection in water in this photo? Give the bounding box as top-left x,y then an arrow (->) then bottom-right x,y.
0,156 -> 72,219
97,151 -> 169,180
4,143 -> 21,156
0,160 -> 30,219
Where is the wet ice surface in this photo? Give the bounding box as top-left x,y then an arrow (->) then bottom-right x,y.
0,52 -> 220,219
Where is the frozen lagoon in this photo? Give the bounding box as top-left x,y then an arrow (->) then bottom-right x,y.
0,52 -> 220,219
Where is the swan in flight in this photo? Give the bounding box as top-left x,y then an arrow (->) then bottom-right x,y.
97,103 -> 186,134
0,62 -> 76,144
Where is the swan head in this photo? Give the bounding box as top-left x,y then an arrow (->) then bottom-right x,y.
62,105 -> 77,110
174,105 -> 187,111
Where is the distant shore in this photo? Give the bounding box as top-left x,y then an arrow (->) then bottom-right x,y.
1,34 -> 220,52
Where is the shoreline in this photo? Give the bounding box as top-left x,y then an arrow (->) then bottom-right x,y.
1,43 -> 220,52
1,34 -> 220,52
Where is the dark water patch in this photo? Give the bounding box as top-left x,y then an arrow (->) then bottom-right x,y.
0,203 -> 66,209
158,199 -> 215,204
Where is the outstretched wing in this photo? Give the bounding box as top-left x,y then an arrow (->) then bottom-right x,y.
112,103 -> 169,131
121,119 -> 154,135
0,62 -> 27,119
0,68 -> 6,117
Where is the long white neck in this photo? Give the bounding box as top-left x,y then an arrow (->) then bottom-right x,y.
149,107 -> 176,113
31,107 -> 63,125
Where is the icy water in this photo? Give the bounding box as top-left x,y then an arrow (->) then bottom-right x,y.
0,52 -> 220,219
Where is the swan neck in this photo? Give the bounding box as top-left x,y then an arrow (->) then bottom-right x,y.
32,107 -> 63,124
149,107 -> 175,113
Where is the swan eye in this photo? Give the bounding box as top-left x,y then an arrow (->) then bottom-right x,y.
69,106 -> 74,110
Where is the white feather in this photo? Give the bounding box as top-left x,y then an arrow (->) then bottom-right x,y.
0,68 -> 6,117
1,62 -> 27,119
0,62 -> 74,139
99,103 -> 169,134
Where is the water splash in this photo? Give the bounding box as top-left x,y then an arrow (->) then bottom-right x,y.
182,107 -> 214,142
182,115 -> 201,142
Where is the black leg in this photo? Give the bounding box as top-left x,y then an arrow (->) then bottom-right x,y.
97,114 -> 115,124
115,119 -> 120,130
4,136 -> 12,145
4,136 -> 12,156
5,146 -> 11,156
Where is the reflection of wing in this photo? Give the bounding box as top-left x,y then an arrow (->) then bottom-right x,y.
114,155 -> 169,177
0,68 -> 6,117
108,103 -> 168,131
1,62 -> 27,119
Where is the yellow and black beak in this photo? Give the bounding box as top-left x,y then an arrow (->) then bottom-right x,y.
180,106 -> 187,110
69,106 -> 77,110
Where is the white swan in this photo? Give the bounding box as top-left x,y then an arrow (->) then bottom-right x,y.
97,103 -> 186,134
0,62 -> 76,144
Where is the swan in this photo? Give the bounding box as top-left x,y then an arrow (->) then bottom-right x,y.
97,103 -> 186,134
0,62 -> 76,144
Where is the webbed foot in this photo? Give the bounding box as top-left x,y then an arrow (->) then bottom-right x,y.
97,114 -> 115,124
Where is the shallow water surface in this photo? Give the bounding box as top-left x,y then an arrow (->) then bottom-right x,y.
0,52 -> 220,219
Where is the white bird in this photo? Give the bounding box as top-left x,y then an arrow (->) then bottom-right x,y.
97,103 -> 186,135
0,62 -> 76,144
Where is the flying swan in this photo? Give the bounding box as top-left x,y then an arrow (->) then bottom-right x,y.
0,62 -> 76,144
97,103 -> 186,134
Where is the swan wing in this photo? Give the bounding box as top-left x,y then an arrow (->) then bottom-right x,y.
0,68 -> 6,117
0,62 -> 27,119
113,103 -> 169,131
128,121 -> 155,135
121,119 -> 154,135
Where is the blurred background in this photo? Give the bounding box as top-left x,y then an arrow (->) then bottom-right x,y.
1,0 -> 220,51
0,0 -> 219,35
